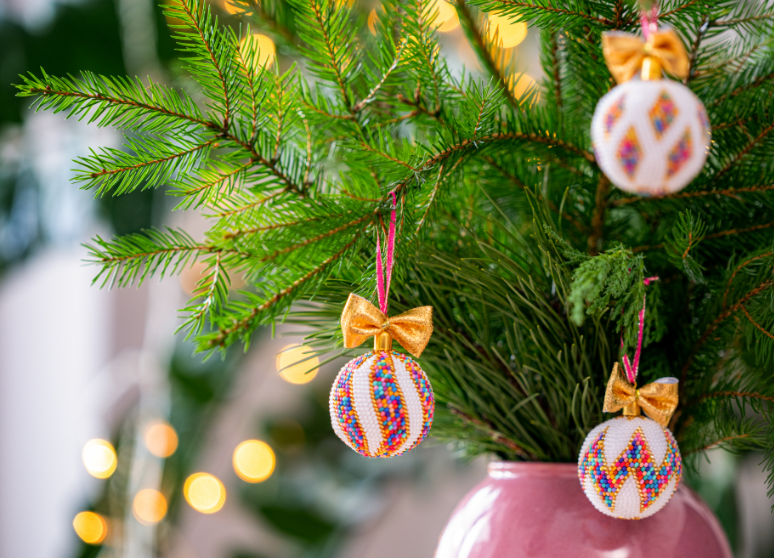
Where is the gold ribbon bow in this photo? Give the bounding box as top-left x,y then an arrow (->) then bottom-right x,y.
603,363 -> 679,427
341,293 -> 433,357
602,29 -> 689,84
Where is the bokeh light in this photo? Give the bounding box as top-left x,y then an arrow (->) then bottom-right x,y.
233,440 -> 276,482
73,512 -> 107,545
240,33 -> 276,70
144,420 -> 178,458
276,344 -> 319,384
368,8 -> 379,35
488,12 -> 528,48
508,73 -> 539,105
217,0 -> 242,15
430,0 -> 459,33
184,473 -> 227,514
132,489 -> 167,525
82,439 -> 117,480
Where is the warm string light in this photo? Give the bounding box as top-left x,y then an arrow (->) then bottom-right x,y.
508,73 -> 539,105
233,440 -> 276,482
144,421 -> 179,458
184,473 -> 227,514
487,12 -> 528,48
82,439 -> 117,480
277,344 -> 319,384
240,33 -> 276,70
428,0 -> 459,33
133,489 -> 168,525
73,512 -> 108,545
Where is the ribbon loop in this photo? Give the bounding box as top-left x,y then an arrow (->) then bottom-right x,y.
602,29 -> 689,84
603,363 -> 679,427
341,293 -> 433,357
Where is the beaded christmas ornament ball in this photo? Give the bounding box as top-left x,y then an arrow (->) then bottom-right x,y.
578,415 -> 682,519
591,78 -> 711,196
329,350 -> 434,458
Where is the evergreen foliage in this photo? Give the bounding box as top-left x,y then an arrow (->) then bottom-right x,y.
16,0 -> 774,496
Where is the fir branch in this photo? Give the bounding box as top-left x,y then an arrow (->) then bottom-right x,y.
588,175 -> 610,255
85,228 -> 221,288
685,434 -> 750,455
456,1 -> 519,109
611,184 -> 774,205
475,0 -> 616,26
723,252 -> 773,309
740,304 -> 774,341
681,281 -> 774,382
206,235 -> 360,348
698,391 -> 774,405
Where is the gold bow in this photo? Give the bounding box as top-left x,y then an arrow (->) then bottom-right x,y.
602,29 -> 689,84
603,363 -> 679,427
341,293 -> 433,357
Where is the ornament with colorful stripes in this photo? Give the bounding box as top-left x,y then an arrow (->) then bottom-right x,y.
330,345 -> 434,458
330,192 -> 435,458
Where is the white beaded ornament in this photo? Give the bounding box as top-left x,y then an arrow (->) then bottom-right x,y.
578,415 -> 682,519
591,78 -> 711,196
329,350 -> 434,458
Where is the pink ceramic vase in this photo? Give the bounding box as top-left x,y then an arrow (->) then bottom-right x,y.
435,462 -> 732,558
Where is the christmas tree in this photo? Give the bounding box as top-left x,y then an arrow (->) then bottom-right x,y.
16,0 -> 774,498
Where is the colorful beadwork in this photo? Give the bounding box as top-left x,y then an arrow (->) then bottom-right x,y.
667,128 -> 693,177
330,350 -> 435,458
399,353 -> 434,451
604,95 -> 625,137
579,427 -> 681,513
617,127 -> 642,178
332,352 -> 370,455
591,79 -> 711,196
649,91 -> 678,138
370,352 -> 408,456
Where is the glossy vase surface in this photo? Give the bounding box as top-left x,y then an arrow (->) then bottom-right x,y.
435,462 -> 732,558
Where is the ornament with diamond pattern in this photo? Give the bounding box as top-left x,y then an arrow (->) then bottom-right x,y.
591,13 -> 711,196
329,194 -> 435,458
578,278 -> 683,519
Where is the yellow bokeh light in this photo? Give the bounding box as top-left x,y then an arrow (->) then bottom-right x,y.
368,8 -> 379,35
276,344 -> 319,384
73,512 -> 107,545
132,489 -> 167,525
82,439 -> 117,480
240,33 -> 276,70
233,440 -> 276,483
217,0 -> 242,15
431,0 -> 460,33
144,421 -> 179,458
509,73 -> 540,105
184,473 -> 227,514
488,12 -> 528,48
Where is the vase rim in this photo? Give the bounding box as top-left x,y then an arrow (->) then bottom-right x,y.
488,461 -> 577,479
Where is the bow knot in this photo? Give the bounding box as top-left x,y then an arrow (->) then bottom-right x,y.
603,363 -> 679,427
602,29 -> 689,84
341,293 -> 433,357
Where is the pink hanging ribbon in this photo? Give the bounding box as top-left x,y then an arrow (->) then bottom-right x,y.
376,192 -> 397,314
621,276 -> 659,383
640,2 -> 659,41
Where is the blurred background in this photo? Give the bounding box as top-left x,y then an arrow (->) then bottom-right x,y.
0,1 -> 771,557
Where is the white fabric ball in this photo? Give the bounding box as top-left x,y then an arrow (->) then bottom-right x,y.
591,78 -> 711,195
578,416 -> 682,519
329,350 -> 434,457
